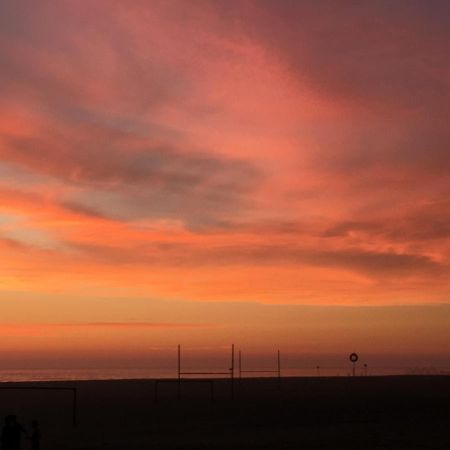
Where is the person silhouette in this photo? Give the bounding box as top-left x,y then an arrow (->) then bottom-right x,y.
30,421 -> 40,450
9,416 -> 25,450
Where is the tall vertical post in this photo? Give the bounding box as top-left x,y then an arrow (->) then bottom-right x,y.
277,349 -> 281,390
177,344 -> 181,400
238,350 -> 242,379
349,353 -> 359,377
231,344 -> 235,399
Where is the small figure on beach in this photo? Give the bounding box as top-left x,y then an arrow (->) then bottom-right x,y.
10,415 -> 25,450
1,415 -> 26,450
29,421 -> 40,450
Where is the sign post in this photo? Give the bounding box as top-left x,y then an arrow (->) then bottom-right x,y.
349,353 -> 359,377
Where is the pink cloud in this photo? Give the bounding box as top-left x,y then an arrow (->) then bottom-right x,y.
0,0 -> 449,310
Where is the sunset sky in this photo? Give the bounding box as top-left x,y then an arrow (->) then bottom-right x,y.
1,1 -> 449,370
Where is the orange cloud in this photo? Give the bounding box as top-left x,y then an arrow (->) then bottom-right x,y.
0,0 -> 449,363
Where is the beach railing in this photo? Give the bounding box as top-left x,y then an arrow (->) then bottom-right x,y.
154,344 -> 235,402
238,349 -> 281,389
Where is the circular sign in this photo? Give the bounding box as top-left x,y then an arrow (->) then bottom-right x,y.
349,353 -> 359,363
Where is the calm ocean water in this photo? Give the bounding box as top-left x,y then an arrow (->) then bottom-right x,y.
0,366 -> 444,382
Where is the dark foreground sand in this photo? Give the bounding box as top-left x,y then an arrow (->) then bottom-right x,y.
0,376 -> 449,449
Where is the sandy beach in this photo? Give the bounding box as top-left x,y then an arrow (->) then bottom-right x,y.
0,375 -> 449,449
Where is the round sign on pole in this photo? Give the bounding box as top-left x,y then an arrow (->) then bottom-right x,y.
349,353 -> 359,376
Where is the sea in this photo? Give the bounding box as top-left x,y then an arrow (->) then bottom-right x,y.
0,366 -> 447,382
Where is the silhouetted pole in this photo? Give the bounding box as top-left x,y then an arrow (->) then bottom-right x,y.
177,344 -> 181,400
316,365 -> 320,377
238,350 -> 242,379
277,349 -> 281,390
349,353 -> 359,377
231,344 -> 235,399
364,363 -> 368,376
